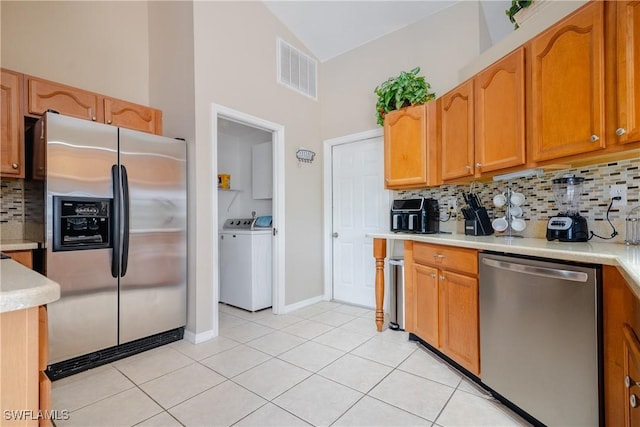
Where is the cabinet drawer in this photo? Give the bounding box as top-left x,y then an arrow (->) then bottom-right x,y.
413,242 -> 478,275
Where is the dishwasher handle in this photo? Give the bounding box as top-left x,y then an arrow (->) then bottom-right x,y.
482,257 -> 589,283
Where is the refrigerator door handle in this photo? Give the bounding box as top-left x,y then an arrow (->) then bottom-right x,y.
121,165 -> 130,277
111,165 -> 121,278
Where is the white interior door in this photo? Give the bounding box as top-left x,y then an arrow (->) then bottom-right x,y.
332,137 -> 388,307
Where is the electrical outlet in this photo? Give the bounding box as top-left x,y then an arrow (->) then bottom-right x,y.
447,198 -> 457,213
609,184 -> 627,207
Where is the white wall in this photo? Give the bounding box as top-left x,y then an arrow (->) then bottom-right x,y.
319,1 -> 484,140
192,1 -> 324,311
1,1 -> 150,105
147,2 -> 200,336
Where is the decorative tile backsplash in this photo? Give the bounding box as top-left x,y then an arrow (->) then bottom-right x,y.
398,158 -> 639,223
0,179 -> 24,224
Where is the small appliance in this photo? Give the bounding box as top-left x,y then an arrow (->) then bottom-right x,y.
546,174 -> 589,242
390,198 -> 439,234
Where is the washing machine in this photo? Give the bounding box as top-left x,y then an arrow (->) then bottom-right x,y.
219,217 -> 272,311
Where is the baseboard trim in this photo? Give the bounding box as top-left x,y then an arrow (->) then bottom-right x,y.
183,328 -> 216,344
283,295 -> 325,313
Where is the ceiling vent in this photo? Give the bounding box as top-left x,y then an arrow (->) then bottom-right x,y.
277,38 -> 317,100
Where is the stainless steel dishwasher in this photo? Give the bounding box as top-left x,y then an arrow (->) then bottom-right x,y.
479,252 -> 601,427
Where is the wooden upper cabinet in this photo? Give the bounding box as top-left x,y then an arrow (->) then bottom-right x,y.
104,97 -> 162,135
1,69 -> 25,178
441,80 -> 474,181
616,1 -> 640,145
26,76 -> 162,135
383,101 -> 440,189
529,1 -> 605,162
474,47 -> 526,174
27,76 -> 103,123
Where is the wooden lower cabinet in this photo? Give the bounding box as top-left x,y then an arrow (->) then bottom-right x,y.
404,241 -> 480,375
439,270 -> 480,375
5,250 -> 33,269
604,265 -> 640,426
413,263 -> 439,345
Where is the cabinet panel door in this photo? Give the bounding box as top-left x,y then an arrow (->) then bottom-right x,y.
104,98 -> 162,135
475,47 -> 526,173
439,270 -> 479,375
28,77 -> 102,122
529,1 -> 605,162
441,80 -> 474,181
616,1 -> 640,145
623,325 -> 640,426
383,103 -> 439,189
1,69 -> 24,178
413,264 -> 439,346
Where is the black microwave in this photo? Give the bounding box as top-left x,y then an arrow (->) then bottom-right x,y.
390,198 -> 439,234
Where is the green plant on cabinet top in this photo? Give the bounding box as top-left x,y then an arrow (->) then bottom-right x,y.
374,67 -> 436,126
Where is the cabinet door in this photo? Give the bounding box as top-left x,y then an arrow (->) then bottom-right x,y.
27,77 -> 102,122
441,80 -> 474,181
529,2 -> 605,162
104,98 -> 162,135
439,270 -> 479,375
475,47 -> 526,174
413,264 -> 439,346
383,102 -> 440,189
616,1 -> 640,145
623,325 -> 640,426
1,69 -> 24,178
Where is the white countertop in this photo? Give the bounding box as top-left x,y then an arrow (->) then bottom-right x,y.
368,232 -> 640,296
0,259 -> 60,314
0,239 -> 40,251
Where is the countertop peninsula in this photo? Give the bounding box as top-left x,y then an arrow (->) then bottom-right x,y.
1,258 -> 60,313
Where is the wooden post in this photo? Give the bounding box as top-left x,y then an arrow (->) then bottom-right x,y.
373,238 -> 387,332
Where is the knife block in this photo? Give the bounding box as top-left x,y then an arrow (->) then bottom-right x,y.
464,208 -> 493,236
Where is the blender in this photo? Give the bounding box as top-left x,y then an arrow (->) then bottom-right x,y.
546,174 -> 589,242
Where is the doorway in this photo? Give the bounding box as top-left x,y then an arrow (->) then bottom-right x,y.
212,105 -> 285,318
323,129 -> 390,308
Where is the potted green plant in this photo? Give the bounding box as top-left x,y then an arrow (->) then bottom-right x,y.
506,0 -> 532,29
374,67 -> 435,126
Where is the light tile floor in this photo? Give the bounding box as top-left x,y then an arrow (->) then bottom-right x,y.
52,301 -> 531,427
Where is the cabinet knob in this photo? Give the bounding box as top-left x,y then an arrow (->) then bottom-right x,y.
465,165 -> 471,170
433,254 -> 445,261
632,394 -> 638,409
625,375 -> 640,389
476,163 -> 482,169
430,273 -> 436,279
616,128 -> 627,136
11,163 -> 18,169
590,134 -> 600,142
439,275 -> 446,281
107,120 -> 112,124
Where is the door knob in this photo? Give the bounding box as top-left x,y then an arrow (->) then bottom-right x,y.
332,232 -> 339,238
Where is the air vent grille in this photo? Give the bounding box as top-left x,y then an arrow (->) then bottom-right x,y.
278,38 -> 317,100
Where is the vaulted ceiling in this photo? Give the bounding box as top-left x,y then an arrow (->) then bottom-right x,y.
263,0 -> 513,62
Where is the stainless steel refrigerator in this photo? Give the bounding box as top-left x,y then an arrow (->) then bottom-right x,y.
38,113 -> 187,375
